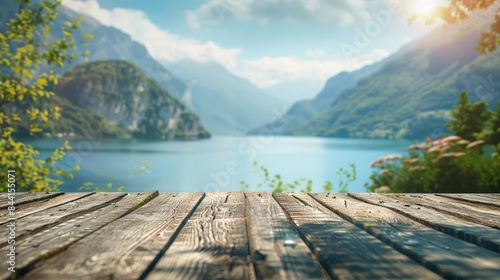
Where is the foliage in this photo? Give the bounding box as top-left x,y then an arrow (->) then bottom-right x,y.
129,161 -> 153,176
368,92 -> 500,193
481,99 -> 500,151
446,92 -> 492,141
0,0 -> 91,192
78,182 -> 124,193
411,0 -> 500,54
239,162 -> 355,193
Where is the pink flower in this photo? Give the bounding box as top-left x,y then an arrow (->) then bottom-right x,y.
432,152 -> 466,163
442,135 -> 461,142
406,144 -> 430,151
466,140 -> 485,150
371,155 -> 403,167
402,158 -> 420,164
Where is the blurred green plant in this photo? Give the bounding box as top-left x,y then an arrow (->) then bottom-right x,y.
129,161 -> 153,176
368,92 -> 500,193
0,0 -> 92,192
78,182 -> 124,193
239,161 -> 356,193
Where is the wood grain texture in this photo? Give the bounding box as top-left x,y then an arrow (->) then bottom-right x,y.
146,192 -> 254,280
310,193 -> 500,279
20,192 -> 203,280
435,194 -> 500,208
407,194 -> 500,213
2,191 -> 158,280
388,194 -> 500,229
0,193 -> 29,199
350,193 -> 500,253
475,193 -> 500,200
0,192 -> 64,210
0,192 -> 126,248
246,192 -> 329,280
273,193 -> 440,280
0,192 -> 94,225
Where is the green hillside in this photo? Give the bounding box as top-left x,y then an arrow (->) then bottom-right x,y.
290,21 -> 500,140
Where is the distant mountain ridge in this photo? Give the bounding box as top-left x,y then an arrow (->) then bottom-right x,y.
167,60 -> 285,135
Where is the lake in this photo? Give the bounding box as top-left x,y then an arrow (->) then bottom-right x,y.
30,136 -> 412,193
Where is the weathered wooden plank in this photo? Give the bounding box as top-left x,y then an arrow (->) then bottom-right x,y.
436,194 -> 500,208
475,193 -> 500,201
389,194 -> 500,229
0,192 -> 94,224
0,192 -> 126,248
0,192 -> 64,210
421,194 -> 500,213
20,192 -> 204,280
1,191 -> 158,280
350,193 -> 500,253
246,192 -> 329,280
273,193 -> 440,279
0,193 -> 28,199
411,194 -> 500,213
146,192 -> 254,280
311,193 -> 500,279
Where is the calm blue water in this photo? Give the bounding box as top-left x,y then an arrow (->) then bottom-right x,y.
29,136 -> 411,193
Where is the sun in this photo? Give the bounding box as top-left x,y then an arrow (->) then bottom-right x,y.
413,0 -> 441,17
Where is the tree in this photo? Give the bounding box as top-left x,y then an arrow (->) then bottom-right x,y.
412,0 -> 500,54
482,99 -> 500,150
446,92 -> 492,141
0,0 -> 92,192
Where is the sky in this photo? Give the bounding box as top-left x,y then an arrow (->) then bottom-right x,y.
61,0 -> 440,97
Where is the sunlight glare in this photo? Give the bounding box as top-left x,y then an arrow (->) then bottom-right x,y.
414,0 -> 440,17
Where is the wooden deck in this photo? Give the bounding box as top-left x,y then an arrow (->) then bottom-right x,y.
2,192 -> 500,279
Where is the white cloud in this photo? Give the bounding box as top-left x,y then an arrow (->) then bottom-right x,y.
187,0 -> 372,28
306,49 -> 326,58
61,0 -> 390,89
242,49 -> 389,88
62,0 -> 242,67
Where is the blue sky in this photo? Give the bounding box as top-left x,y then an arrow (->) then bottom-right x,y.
61,0 -> 439,94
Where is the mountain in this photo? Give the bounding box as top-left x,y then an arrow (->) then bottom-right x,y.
265,80 -> 324,109
291,17 -> 500,140
0,0 -> 188,101
167,60 -> 285,135
248,58 -> 386,135
53,60 -> 210,140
